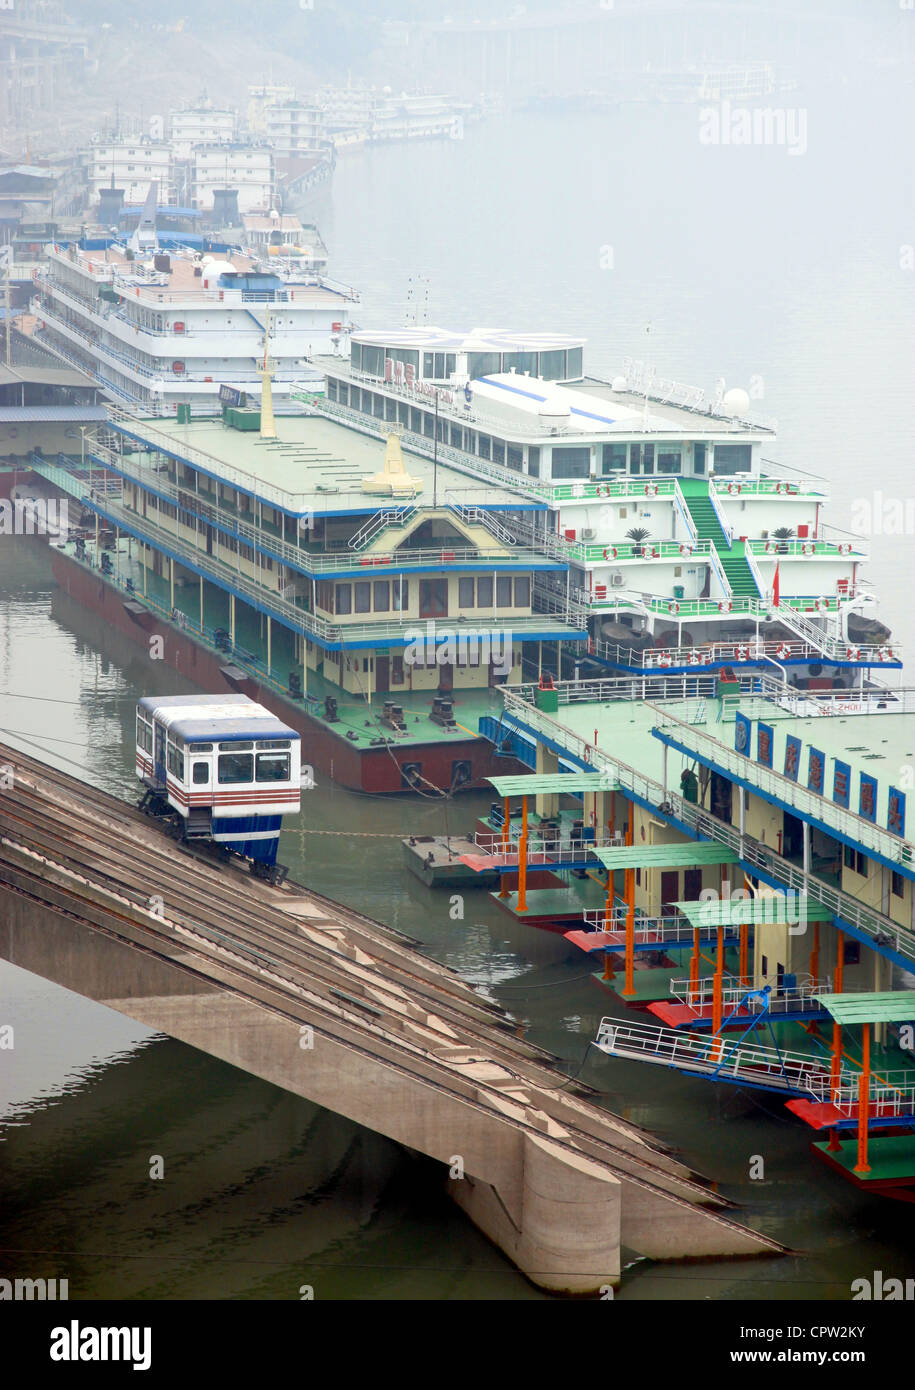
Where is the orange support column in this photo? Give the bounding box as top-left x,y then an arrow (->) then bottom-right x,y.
854,1023 -> 872,1175
689,925 -> 701,998
622,802 -> 636,998
516,796 -> 528,913
498,796 -> 511,898
711,924 -> 724,1059
810,921 -> 820,986
830,933 -> 844,1102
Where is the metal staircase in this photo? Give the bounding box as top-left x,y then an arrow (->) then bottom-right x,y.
347,504 -> 418,550
681,485 -> 761,598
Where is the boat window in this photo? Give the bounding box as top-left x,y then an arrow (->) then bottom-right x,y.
550,446 -> 590,480
565,347 -> 583,379
192,761 -> 209,785
218,752 -> 254,784
539,349 -> 565,380
256,752 -> 290,783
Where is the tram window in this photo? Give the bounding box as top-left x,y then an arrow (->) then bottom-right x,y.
257,740 -> 291,750
218,752 -> 254,784
137,719 -> 152,753
218,741 -> 253,751
166,746 -> 184,780
256,752 -> 290,782
188,742 -> 213,752
192,762 -> 209,785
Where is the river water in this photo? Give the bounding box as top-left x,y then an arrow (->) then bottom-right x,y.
2,86 -> 915,1300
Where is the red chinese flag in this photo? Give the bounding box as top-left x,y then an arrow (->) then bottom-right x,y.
772,561 -> 780,607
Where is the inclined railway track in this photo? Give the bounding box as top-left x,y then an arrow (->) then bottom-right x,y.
0,739 -> 792,1241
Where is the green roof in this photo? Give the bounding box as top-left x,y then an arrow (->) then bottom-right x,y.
818,991 -> 915,1025
594,843 -> 739,870
486,773 -> 615,796
675,896 -> 834,927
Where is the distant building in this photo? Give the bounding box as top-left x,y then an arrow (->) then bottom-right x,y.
84,139 -> 174,207
192,143 -> 273,215
170,104 -> 237,160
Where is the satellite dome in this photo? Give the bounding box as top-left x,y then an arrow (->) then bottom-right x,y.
611,376 -> 628,392
722,387 -> 750,416
538,394 -> 571,428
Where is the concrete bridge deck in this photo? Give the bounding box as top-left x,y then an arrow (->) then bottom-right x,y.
0,742 -> 785,1292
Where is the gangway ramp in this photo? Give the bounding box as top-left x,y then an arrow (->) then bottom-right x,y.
0,741 -> 786,1290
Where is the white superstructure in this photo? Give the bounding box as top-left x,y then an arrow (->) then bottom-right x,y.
33,241 -> 358,413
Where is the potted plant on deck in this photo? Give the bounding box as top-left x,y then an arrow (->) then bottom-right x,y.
772,526 -> 795,554
625,526 -> 650,556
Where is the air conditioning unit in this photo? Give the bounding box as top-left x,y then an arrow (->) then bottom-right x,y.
580,527 -> 595,540
611,573 -> 625,587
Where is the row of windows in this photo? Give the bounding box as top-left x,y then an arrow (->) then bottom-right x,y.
328,379 -> 535,474
216,752 -> 291,784
317,578 -> 409,616
843,844 -> 905,898
319,575 -> 531,616
459,576 -> 530,608
349,345 -> 583,383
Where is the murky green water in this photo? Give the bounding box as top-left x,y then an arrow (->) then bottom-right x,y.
1,537 -> 914,1300
4,84 -> 915,1296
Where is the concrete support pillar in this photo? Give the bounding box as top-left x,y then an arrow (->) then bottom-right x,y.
200,576 -> 204,632
169,556 -> 175,611
230,592 -> 236,645
535,743 -> 559,818
267,615 -> 272,676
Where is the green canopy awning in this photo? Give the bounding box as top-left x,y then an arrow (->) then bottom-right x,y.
674,896 -> 834,928
818,991 -> 915,1025
593,843 -> 739,871
486,773 -> 616,796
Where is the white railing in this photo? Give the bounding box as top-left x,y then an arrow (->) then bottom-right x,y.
707,480 -> 735,546
498,688 -> 915,957
646,698 -> 915,869
594,1017 -> 915,1112
474,829 -> 623,862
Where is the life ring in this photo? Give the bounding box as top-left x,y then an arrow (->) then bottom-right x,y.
645,545 -> 658,558
603,546 -> 618,560
776,482 -> 788,494
644,483 -> 659,497
736,644 -> 749,660
777,643 -> 791,660
802,542 -> 814,555
878,647 -> 889,661
727,482 -> 742,495
583,745 -> 592,763
658,655 -> 672,668
846,647 -> 861,660
765,540 -> 775,554
679,543 -> 692,556
839,542 -> 851,555
669,601 -> 680,614
718,599 -> 732,613
689,649 -> 702,666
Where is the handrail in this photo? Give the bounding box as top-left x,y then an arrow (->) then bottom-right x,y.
707,480 -> 735,546
499,688 -> 915,962
646,698 -> 915,867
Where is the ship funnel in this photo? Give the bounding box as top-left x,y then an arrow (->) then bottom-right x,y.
361,433 -> 423,495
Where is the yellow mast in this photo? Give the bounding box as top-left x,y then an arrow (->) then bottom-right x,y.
259,304 -> 276,438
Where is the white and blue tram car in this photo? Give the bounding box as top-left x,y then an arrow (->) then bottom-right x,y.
136,695 -> 301,881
